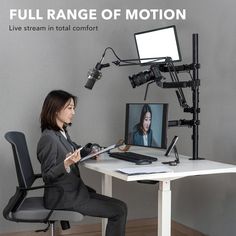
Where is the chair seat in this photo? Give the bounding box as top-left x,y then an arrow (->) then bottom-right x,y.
12,197 -> 83,221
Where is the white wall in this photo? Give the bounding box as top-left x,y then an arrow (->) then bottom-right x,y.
1,0 -> 236,235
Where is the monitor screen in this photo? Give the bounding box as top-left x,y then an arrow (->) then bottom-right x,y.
134,25 -> 181,63
125,103 -> 168,149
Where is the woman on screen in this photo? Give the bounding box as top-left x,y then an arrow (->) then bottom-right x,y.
133,104 -> 159,147
37,90 -> 127,236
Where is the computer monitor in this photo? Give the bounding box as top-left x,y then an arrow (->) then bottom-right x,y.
134,25 -> 182,64
125,103 -> 168,149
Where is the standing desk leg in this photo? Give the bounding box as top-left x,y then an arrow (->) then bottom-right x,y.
158,181 -> 171,236
101,174 -> 112,236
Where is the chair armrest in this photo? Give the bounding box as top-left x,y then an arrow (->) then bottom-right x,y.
21,184 -> 61,191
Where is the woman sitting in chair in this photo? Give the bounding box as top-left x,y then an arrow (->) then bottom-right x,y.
37,90 -> 127,236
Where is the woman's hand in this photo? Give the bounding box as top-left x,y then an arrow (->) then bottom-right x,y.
91,145 -> 101,160
64,148 -> 82,169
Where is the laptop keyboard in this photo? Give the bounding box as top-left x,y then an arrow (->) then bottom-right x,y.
109,152 -> 158,163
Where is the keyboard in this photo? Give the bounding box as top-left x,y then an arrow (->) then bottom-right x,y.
109,152 -> 158,163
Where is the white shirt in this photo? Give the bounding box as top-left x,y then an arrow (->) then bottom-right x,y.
60,130 -> 71,173
143,134 -> 148,146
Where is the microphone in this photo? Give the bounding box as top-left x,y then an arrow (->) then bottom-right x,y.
85,60 -> 110,90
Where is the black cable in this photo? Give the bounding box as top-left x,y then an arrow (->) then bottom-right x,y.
102,47 -> 168,66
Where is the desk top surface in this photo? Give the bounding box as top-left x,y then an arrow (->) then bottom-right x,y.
82,147 -> 236,181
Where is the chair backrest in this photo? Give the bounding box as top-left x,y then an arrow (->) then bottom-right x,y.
5,131 -> 35,189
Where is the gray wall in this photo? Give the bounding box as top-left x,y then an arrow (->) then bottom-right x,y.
1,0 -> 236,235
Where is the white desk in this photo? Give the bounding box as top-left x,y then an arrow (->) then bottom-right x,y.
83,147 -> 236,236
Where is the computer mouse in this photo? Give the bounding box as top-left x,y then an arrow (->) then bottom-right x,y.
135,159 -> 152,165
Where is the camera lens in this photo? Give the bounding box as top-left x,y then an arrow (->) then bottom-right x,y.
129,70 -> 153,88
128,65 -> 163,88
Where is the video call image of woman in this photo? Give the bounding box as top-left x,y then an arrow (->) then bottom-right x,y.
132,104 -> 159,147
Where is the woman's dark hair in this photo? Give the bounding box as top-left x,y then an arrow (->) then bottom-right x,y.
137,104 -> 152,134
40,90 -> 77,132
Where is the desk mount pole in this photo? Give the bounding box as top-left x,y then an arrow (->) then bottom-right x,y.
191,33 -> 202,160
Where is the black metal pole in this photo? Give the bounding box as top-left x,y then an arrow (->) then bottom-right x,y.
192,34 -> 200,160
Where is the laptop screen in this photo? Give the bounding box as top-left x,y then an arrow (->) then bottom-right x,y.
125,103 -> 168,149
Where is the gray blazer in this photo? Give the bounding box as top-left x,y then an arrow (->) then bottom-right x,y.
37,129 -> 89,210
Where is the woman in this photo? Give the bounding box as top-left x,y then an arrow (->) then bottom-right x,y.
37,90 -> 127,236
133,104 -> 158,147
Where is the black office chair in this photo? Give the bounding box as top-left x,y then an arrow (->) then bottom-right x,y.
3,131 -> 84,236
